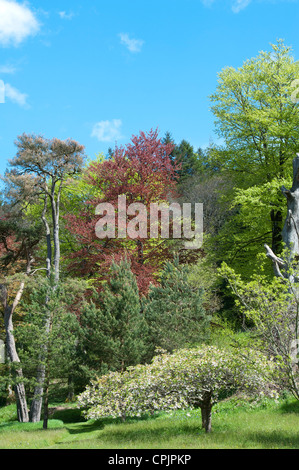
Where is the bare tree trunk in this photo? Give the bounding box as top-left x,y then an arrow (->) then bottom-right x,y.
29,366 -> 45,422
0,254 -> 33,423
4,304 -> 29,423
265,155 -> 299,398
265,155 -> 299,275
281,156 -> 299,261
43,357 -> 50,430
200,392 -> 213,433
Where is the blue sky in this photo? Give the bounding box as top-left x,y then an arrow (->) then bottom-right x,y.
0,0 -> 298,175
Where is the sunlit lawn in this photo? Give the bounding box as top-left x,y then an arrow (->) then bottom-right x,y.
0,397 -> 298,449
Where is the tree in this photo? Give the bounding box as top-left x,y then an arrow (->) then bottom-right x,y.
209,40 -> 299,276
78,345 -> 276,433
220,260 -> 299,400
16,276 -> 86,429
171,139 -> 202,184
66,129 -> 182,295
0,204 -> 42,422
79,259 -> 147,376
178,172 -> 235,238
143,258 -> 210,357
4,134 -> 85,284
2,133 -> 85,422
218,155 -> 299,398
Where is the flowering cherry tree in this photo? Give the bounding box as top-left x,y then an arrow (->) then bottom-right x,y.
78,345 -> 276,433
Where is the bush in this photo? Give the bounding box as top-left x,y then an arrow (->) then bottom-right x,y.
78,345 -> 277,433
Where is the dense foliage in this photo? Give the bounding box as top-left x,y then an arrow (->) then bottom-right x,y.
78,345 -> 277,432
0,40 -> 298,434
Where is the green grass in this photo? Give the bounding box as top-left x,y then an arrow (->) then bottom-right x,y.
0,397 -> 298,449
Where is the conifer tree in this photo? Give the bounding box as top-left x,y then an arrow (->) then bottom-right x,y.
79,259 -> 147,376
143,258 -> 210,358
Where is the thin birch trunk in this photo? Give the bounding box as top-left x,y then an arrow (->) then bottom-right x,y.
1,255 -> 33,423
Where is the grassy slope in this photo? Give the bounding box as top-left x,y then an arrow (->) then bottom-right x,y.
0,397 -> 298,449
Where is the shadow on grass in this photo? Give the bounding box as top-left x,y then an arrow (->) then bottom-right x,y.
51,408 -> 86,424
245,430 -> 299,448
95,421 -> 203,444
66,414 -> 166,436
279,400 -> 299,414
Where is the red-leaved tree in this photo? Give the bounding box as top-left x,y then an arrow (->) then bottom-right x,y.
65,129 -> 180,294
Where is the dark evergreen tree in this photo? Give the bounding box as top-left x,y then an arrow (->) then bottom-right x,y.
143,258 -> 210,358
79,259 -> 147,377
172,140 -> 202,183
16,276 -> 85,428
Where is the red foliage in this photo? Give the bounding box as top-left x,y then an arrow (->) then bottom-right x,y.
65,129 -> 180,295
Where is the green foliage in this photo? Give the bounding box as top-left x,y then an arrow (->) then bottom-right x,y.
78,259 -> 147,378
15,276 -> 87,398
219,258 -> 299,399
208,40 -> 299,278
210,40 -> 299,184
143,258 -> 210,357
171,140 -> 203,183
78,345 -> 276,428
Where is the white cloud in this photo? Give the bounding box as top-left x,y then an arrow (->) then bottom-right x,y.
91,120 -> 123,142
58,11 -> 75,20
200,0 -> 252,12
231,0 -> 252,13
4,82 -> 28,107
0,0 -> 40,47
119,33 -> 144,53
0,64 -> 17,74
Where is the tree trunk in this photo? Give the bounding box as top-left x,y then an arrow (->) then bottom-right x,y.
43,368 -> 50,430
200,392 -> 213,433
265,155 -> 299,278
30,315 -> 51,423
271,209 -> 283,255
67,376 -> 75,402
281,155 -> 299,261
29,365 -> 45,422
30,193 -> 52,423
4,305 -> 29,423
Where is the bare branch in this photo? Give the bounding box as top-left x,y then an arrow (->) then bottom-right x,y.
264,244 -> 286,278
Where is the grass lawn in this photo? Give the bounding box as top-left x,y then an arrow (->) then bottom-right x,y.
0,396 -> 298,449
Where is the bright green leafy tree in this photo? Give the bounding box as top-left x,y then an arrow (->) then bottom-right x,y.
209,40 -> 299,278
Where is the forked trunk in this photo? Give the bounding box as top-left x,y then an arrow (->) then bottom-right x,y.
4,305 -> 29,423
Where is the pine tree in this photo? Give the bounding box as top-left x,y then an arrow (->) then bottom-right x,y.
79,259 -> 147,376
16,276 -> 85,428
143,258 -> 210,358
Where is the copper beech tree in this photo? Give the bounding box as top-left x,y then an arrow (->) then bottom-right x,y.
66,129 -> 188,295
